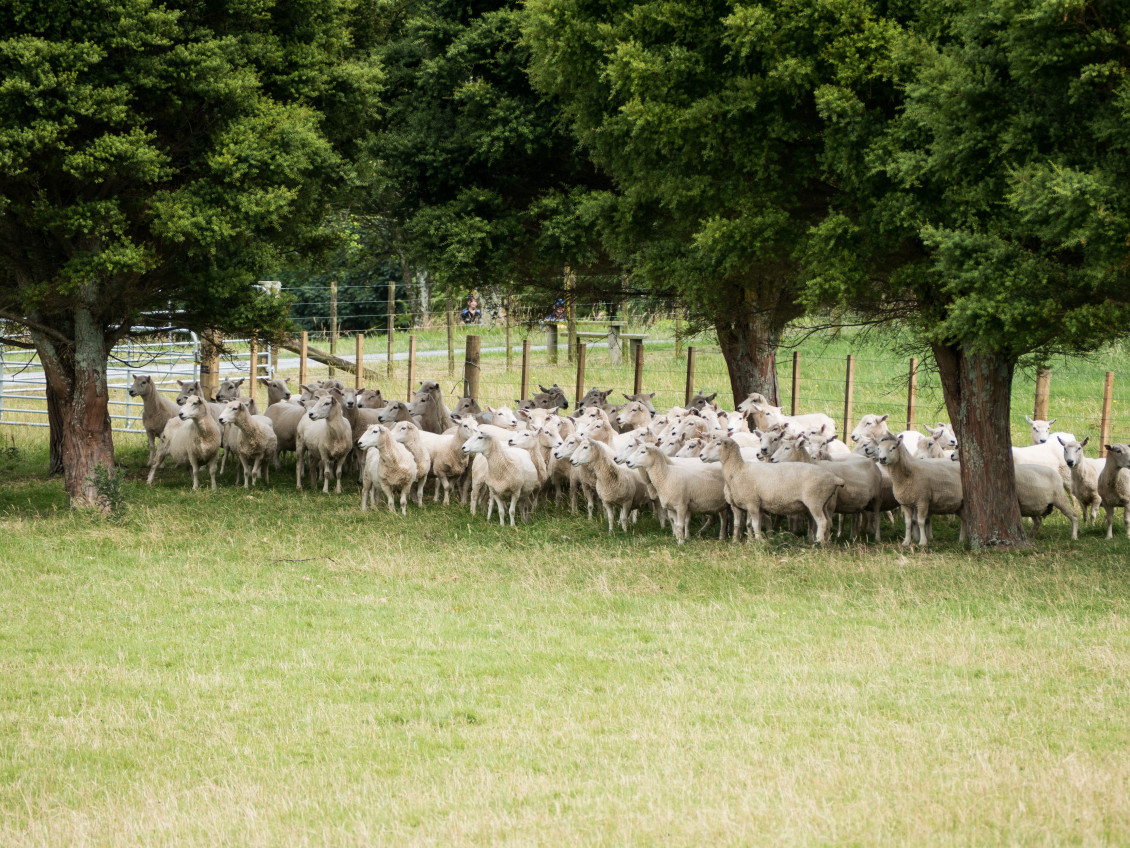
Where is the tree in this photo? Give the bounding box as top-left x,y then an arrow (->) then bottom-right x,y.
365,0 -> 616,314
0,0 -> 381,507
523,0 -> 902,405
805,0 -> 1130,546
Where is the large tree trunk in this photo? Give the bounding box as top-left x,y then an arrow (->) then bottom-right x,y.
32,308 -> 116,509
715,294 -> 785,407
46,390 -> 64,476
933,342 -> 1028,548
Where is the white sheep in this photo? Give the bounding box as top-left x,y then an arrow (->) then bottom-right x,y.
147,394 -> 221,490
1025,416 -> 1077,449
461,427 -> 540,527
569,437 -> 650,533
218,400 -> 278,488
698,437 -> 843,543
1059,436 -> 1104,525
128,374 -> 180,466
295,389 -> 353,493
1097,444 -> 1130,539
1014,463 -> 1078,539
358,424 -> 418,514
389,420 -> 436,507
624,444 -> 728,544
873,434 -> 964,547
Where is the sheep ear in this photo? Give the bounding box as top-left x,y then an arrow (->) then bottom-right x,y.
1049,418 -> 1057,426
1025,415 -> 1035,425
258,377 -> 270,386
234,378 -> 245,387
897,433 -> 905,442
1081,436 -> 1089,447
283,377 -> 291,384
1057,435 -> 1065,445
1105,444 -> 1114,451
878,414 -> 888,423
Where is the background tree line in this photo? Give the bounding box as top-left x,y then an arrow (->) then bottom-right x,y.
2,0 -> 1129,546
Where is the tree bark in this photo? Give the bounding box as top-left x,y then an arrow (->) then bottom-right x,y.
933,342 -> 1028,549
33,308 -> 116,509
715,296 -> 785,408
46,389 -> 64,476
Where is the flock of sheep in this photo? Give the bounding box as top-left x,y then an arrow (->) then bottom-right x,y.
128,373 -> 1130,546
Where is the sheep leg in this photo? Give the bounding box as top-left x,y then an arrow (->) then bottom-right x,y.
240,456 -> 252,489
897,506 -> 915,546
674,506 -> 690,544
400,486 -> 409,516
603,502 -> 616,533
208,456 -> 218,490
730,506 -> 743,542
748,506 -> 762,541
1124,505 -> 1130,539
147,444 -> 169,485
295,444 -> 306,490
915,505 -> 930,548
146,432 -> 156,467
1105,505 -> 1114,539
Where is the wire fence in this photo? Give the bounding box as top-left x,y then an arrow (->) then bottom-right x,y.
2,313 -> 1128,452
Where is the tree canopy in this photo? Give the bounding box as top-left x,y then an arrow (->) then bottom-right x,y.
0,0 -> 382,505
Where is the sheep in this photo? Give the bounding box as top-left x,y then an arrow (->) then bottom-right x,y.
624,444 -> 728,544
452,396 -> 482,417
534,384 -> 569,410
1026,416 -> 1077,449
461,427 -> 540,527
551,431 -> 599,519
1011,440 -> 1073,492
295,389 -> 353,493
258,376 -> 292,406
409,381 -> 454,434
218,400 -> 278,488
687,391 -> 718,411
128,374 -> 180,465
147,395 -> 221,490
358,424 -> 418,514
698,437 -> 844,543
265,399 -> 307,464
873,434 -> 964,547
388,420 -> 434,506
622,391 -> 657,413
1059,436 -> 1104,524
576,387 -> 615,412
357,388 -> 386,409
1097,444 -> 1130,539
419,415 -> 474,505
771,436 -> 883,542
341,387 -> 385,472
376,400 -> 414,425
850,413 -> 924,456
1014,463 -> 1078,539
614,400 -> 653,432
569,437 -> 650,533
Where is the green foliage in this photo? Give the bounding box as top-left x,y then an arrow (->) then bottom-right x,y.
366,0 -> 610,292
84,463 -> 126,519
0,0 -> 383,340
806,0 -> 1130,362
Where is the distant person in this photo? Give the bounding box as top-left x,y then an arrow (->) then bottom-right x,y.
461,296 -> 481,324
543,298 -> 566,324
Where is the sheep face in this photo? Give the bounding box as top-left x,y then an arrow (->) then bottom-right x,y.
307,394 -> 336,421
215,378 -> 244,402
507,430 -> 537,450
850,413 -> 889,443
1026,415 -> 1057,445
461,430 -> 492,455
552,434 -> 583,461
357,425 -> 383,451
570,438 -> 596,467
218,400 -> 247,426
1104,444 -> 1130,469
178,395 -> 208,421
128,375 -> 152,397
698,439 -> 724,464
1061,436 -> 1089,468
873,435 -> 903,467
377,401 -> 409,423
176,380 -> 202,406
736,392 -> 769,414
624,443 -> 658,470
259,377 -> 291,402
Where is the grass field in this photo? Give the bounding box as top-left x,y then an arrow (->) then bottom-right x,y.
2,414 -> 1130,845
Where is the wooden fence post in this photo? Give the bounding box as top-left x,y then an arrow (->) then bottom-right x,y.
1100,372 -> 1114,458
520,339 -> 531,401
575,339 -> 587,408
684,346 -> 696,407
355,334 -> 364,389
248,336 -> 257,407
633,339 -> 644,396
464,334 -> 481,399
328,279 -> 337,378
299,330 -> 308,389
407,335 -> 417,401
1034,367 -> 1051,420
546,322 -> 558,365
907,357 -> 918,432
843,354 -> 855,440
791,351 -> 800,416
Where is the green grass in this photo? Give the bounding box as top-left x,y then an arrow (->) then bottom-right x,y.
2,427 -> 1130,846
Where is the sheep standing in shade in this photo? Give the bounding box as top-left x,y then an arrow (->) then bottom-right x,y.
147,395 -> 221,490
